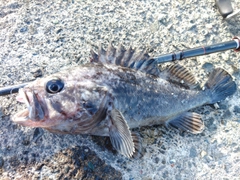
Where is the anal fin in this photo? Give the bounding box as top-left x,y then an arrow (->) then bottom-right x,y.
109,109 -> 138,158
166,112 -> 204,134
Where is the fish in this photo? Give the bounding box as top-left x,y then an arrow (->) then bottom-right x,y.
12,44 -> 237,158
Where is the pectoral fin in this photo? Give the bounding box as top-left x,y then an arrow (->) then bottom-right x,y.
109,109 -> 135,158
166,112 -> 204,134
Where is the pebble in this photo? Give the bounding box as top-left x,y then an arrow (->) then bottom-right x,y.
84,148 -> 89,153
201,151 -> 207,158
189,147 -> 198,158
202,62 -> 214,72
222,110 -> 232,119
233,106 -> 240,114
169,159 -> 176,164
20,27 -> 28,33
154,157 -> 160,164
31,69 -> 43,78
213,103 -> 220,109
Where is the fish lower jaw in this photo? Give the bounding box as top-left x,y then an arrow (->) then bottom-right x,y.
12,109 -> 28,120
12,109 -> 60,128
12,109 -> 36,126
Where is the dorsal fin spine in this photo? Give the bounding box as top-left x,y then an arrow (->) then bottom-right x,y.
90,44 -> 160,77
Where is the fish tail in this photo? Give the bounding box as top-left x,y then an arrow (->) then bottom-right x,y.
205,68 -> 237,104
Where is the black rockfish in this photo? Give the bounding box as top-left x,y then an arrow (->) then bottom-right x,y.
12,44 -> 237,158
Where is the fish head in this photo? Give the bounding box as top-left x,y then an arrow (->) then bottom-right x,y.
12,70 -> 109,133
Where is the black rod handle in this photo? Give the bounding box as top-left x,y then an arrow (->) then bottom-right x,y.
0,83 -> 28,96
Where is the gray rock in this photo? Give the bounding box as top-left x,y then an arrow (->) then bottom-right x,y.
233,106 -> 240,114
0,156 -> 4,168
189,146 -> 198,158
202,62 -> 214,72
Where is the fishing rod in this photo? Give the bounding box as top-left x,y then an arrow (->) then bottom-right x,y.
154,36 -> 240,63
0,37 -> 239,96
0,83 -> 29,96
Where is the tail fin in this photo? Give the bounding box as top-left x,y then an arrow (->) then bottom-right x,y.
205,68 -> 237,104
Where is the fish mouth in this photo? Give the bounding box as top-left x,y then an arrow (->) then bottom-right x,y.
12,88 -> 45,123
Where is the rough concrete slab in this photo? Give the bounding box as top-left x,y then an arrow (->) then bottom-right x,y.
0,0 -> 240,179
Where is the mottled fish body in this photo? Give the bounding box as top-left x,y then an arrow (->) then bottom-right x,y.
12,44 -> 237,158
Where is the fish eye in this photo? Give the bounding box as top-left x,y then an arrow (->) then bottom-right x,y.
46,78 -> 64,94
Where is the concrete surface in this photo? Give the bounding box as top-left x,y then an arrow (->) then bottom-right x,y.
0,0 -> 240,179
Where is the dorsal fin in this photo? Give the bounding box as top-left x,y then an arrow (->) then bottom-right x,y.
161,64 -> 198,89
90,43 -> 160,77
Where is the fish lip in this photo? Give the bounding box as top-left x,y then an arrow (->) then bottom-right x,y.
12,109 -> 30,122
13,88 -> 45,122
